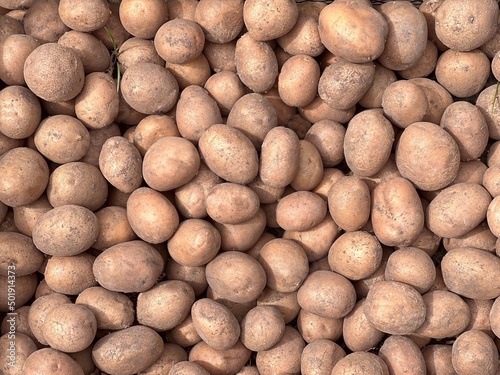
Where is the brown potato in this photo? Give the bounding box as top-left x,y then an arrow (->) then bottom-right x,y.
0,85 -> 41,140
169,361 -> 210,375
277,12 -> 325,57
483,165 -> 500,198
304,120 -> 345,168
139,342 -> 188,375
301,339 -> 346,375
299,96 -> 356,124
44,253 -> 97,295
399,39 -> 439,79
92,240 -> 164,293
80,122 -> 121,167
291,140 -> 324,191
359,62 -> 397,109
257,287 -> 301,324
452,330 -> 498,375
243,0 -> 298,41
132,115 -> 180,157
117,37 -> 164,73
28,293 -> 72,345
166,53 -> 212,90
240,305 -> 285,351
247,176 -> 285,205
164,313 -> 202,348
23,0 -> 70,44
0,272 -> 37,313
203,40 -> 237,73
379,335 -> 427,375
278,54 -> 320,107
331,351 -> 389,375
93,206 -> 137,250
194,0 -> 244,43
343,299 -> 384,352
0,132 -> 24,157
410,77 -> 454,124
0,331 -> 37,375
24,348 -> 84,375
0,232 -> 44,276
297,309 -> 343,344
382,80 -> 428,128
189,340 -> 251,375
421,344 -> 454,375
204,71 -> 247,116
58,0 -> 110,32
118,0 -> 168,39
0,34 -> 40,86
276,191 -> 327,232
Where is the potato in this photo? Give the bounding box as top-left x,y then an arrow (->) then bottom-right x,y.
276,191 -> 327,232
191,298 -> 240,350
46,162 -> 108,211
58,0 -> 110,32
277,12 -> 325,57
463,297 -> 493,334
117,37 -> 164,73
385,247 -> 436,294
80,122 -> 121,167
154,18 -> 204,64
23,0 -> 69,44
0,132 -> 24,157
235,33 -> 278,93
483,165 -> 500,198
379,335 -> 427,375
0,85 -> 41,140
28,293 -> 72,345
169,361 -> 210,375
426,183 -> 491,238
0,331 -> 37,375
422,344 -> 454,375
176,85 -> 222,142
257,287 -> 300,324
44,253 -> 97,295
92,325 -> 164,375
301,339 -> 346,375
415,290 -> 470,339
120,62 -> 179,114
435,0 -> 498,51
75,286 -> 134,330
382,80 -> 428,128
1,306 -> 34,340
132,115 -> 180,157
0,232 -> 44,277
299,96 -> 356,124
32,205 -> 98,256
0,33 -> 39,86
204,71 -> 246,116
297,309 -> 343,343
344,109 -> 394,177
194,0 -> 243,44
342,298 -> 384,352
359,63 -> 397,109
199,124 -> 259,185
143,136 -> 200,192
243,0 -> 298,41
364,280 -> 426,335
203,40 -> 237,73
396,122 -> 461,191
93,206 -> 136,250
399,39 -> 439,79
377,1 -> 428,71
371,177 -> 424,247
240,305 -> 285,351
0,272 -> 37,312
304,120 -> 345,168
206,251 -> 267,304
328,231 -> 383,281
247,176 -> 285,205
255,326 -> 304,375
34,115 -> 90,164
188,340 -> 251,375
165,313 -> 202,348
24,348 -> 85,375
137,280 -> 195,331
166,53 -> 212,90
331,352 -> 389,375
93,240 -> 164,293
328,176 -> 370,232
452,330 -> 498,375
139,343 -> 188,375
291,140 -> 324,191
441,247 -> 500,299
454,160 -> 488,185
119,0 -> 168,39
278,54 -> 319,108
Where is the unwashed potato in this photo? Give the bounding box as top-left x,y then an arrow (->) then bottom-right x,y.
23,348 -> 84,375
169,361 -> 210,375
276,11 -> 325,57
166,53 -> 212,90
342,299 -> 385,352
203,40 -> 237,73
290,140 -> 324,191
399,39 -> 439,79
117,37 -> 164,73
119,0 -> 168,39
452,330 -> 498,375
0,273 -> 37,313
276,191 -> 327,232
240,305 -> 285,352
331,351 -> 389,375
421,344 -> 454,375
23,0 -> 70,44
0,85 -> 41,140
93,206 -> 137,250
301,339 -> 346,375
297,309 -> 343,344
58,0 -> 110,32
0,231 -> 44,276
132,115 -> 180,156
44,253 -> 97,295
378,335 -> 427,375
194,0 -> 244,44
381,79 -> 428,128
139,342 -> 188,375
204,71 -> 247,116
0,34 -> 40,86
278,54 -> 320,107
0,331 -> 37,375
188,340 -> 251,375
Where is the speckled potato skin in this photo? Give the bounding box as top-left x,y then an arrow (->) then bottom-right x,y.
0,232 -> 44,277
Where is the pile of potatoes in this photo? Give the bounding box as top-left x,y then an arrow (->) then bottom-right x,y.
3,0 -> 500,373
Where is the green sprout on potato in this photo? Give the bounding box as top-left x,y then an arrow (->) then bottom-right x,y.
493,81 -> 500,112
104,26 -> 121,93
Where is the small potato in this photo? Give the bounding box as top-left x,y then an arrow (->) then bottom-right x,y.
23,348 -> 84,375
191,298 -> 240,350
276,191 -> 327,232
0,132 -> 24,157
477,84 -> 500,141
206,251 -> 267,304
42,303 -> 97,353
93,240 -> 164,293
328,176 -> 370,232
344,108 -> 394,177
328,231 -> 383,281
44,253 -> 97,295
206,183 -> 260,225
304,120 -> 345,168
364,281 -> 426,335
277,11 -> 325,57
137,280 -> 195,331
0,232 -> 44,276
0,331 -> 37,375
117,37 -> 164,73
415,290 -> 471,339
93,206 -> 137,250
410,77 -> 454,125
464,297 -> 494,333
422,345 -> 454,375
235,33 -> 278,93
0,34 -> 40,86
278,54 -> 320,107
452,330 -> 498,375
92,325 -> 164,375
426,183 -> 491,238
32,205 -> 99,256
199,124 -> 259,185
166,53 -> 212,90
46,162 -> 108,211
371,177 -> 425,247
343,299 -> 384,352
118,0 -> 168,39
301,339 -> 346,375
126,187 -> 179,244
243,0 -> 298,41
22,0 -> 69,43
34,115 -> 90,164
99,136 -> 142,193
204,71 -> 247,116
132,115 -> 180,157
297,309 -> 343,344
359,63 -> 397,109
0,85 -> 41,139
240,306 -> 285,352
24,43 -> 84,102
382,80 -> 428,128
75,286 -> 134,330
396,122 -> 460,191
291,140 -> 324,191
441,247 -> 500,299
483,166 -> 500,197
194,0 -> 244,43
143,136 -> 200,192
331,351 -> 389,375
379,335 -> 427,375
189,340 -> 251,375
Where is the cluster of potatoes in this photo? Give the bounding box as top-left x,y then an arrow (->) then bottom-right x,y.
3,0 -> 500,374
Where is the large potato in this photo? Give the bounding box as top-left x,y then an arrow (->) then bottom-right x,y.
451,330 -> 498,375
44,253 -> 97,295
194,0 -> 244,43
23,348 -> 84,375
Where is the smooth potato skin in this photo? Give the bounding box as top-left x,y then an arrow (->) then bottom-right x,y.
23,348 -> 85,375
0,232 -> 44,276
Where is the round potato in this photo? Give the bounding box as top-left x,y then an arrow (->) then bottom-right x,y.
297,309 -> 343,344
0,34 -> 40,86
342,299 -> 385,352
166,53 -> 212,90
359,62 -> 397,109
139,342 -> 188,375
118,0 -> 168,39
452,330 -> 498,375
0,331 -> 38,375
291,140 -> 324,191
379,335 -> 427,375
421,344 -> 454,375
23,348 -> 84,375
0,85 -> 41,140
301,339 -> 346,375
194,0 -> 244,43
169,361 -> 210,375
132,115 -> 180,157
382,80 -> 428,128
204,71 -> 247,116
0,232 -> 44,276
240,305 -> 285,352
117,37 -> 164,73
243,0 -> 298,41
278,54 -> 320,107
305,120 -> 345,168
58,0 -> 110,32
331,351 -> 389,375
44,253 -> 97,295
93,206 -> 137,250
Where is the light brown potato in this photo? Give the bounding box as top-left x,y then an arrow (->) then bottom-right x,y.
28,293 -> 72,345
176,85 -> 222,142
46,162 -> 108,211
483,165 -> 500,198
257,287 -> 300,324
0,331 -> 37,375
206,251 -> 267,304
80,122 -> 121,167
276,191 -> 327,232
126,187 -> 179,244
359,62 -> 398,109
382,80 -> 428,128
490,297 -> 500,339
194,0 -> 244,43
169,361 -> 210,375
277,12 -> 325,57
342,299 -> 384,352
415,290 -> 471,339
92,325 -> 164,375
132,115 -> 180,157
240,305 -> 285,352
198,124 -> 259,185
304,120 -> 345,168
263,86 -> 297,127
0,34 -> 40,86
444,221 -> 497,254
410,77 -> 454,125
44,253 -> 97,295
422,344 -> 454,375
206,286 -> 257,323
0,232 -> 44,276
119,0 -> 168,39
299,96 -> 356,124
312,168 -> 345,199
476,84 -> 500,141
23,0 -> 69,44
364,280 -> 426,335
93,240 -> 164,293
32,205 -> 98,256
331,352 -> 389,375
191,298 -> 240,350
435,0 -> 498,51
206,183 -> 260,225
426,182 -> 491,238
143,136 -> 200,192
203,40 -> 237,73
165,313 -> 202,348
235,33 -> 278,93
227,93 -> 277,149
24,348 -> 85,375
137,280 -> 195,332
399,39 -> 439,79
204,71 -> 247,116
291,140 -> 324,191
301,339 -> 346,375
0,85 -> 41,140
329,231 -> 383,281
58,0 -> 110,32
139,342 -> 188,375
0,132 -> 24,157
166,53 -> 212,90
396,122 -> 461,191
243,0 -> 298,41
278,54 -> 320,107
344,108 -> 394,177
93,206 -> 137,250
0,272 -> 37,312
441,247 -> 500,300
247,176 -> 285,205
75,286 -> 134,330
189,340 -> 251,375
379,335 -> 427,375
452,330 -> 498,375
297,309 -> 343,344
117,37 -> 164,73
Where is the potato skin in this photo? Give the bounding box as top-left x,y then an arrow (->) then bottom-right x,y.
23,348 -> 85,375
0,232 -> 44,276
194,0 -> 244,44
276,191 -> 327,232
331,351 -> 389,375
206,183 -> 260,225
0,85 -> 41,139
378,335 -> 427,375
188,340 -> 251,375
240,305 -> 285,352
44,253 -> 97,295
452,330 -> 498,375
